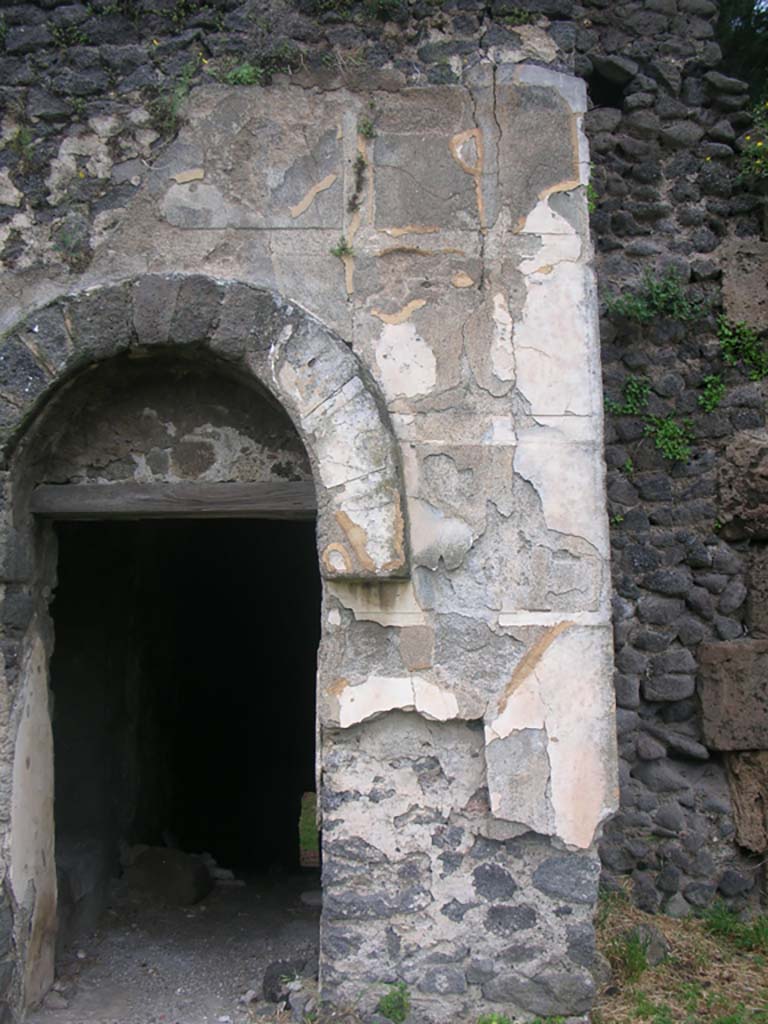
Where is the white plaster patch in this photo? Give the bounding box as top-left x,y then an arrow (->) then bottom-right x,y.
491,292 -> 515,382
484,624 -> 618,849
409,498 -> 474,571
514,437 -> 609,556
10,635 -> 56,1006
513,201 -> 601,419
375,323 -> 437,400
338,674 -> 459,727
485,416 -> 517,446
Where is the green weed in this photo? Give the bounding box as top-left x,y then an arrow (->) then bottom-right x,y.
358,115 -> 376,139
330,236 -> 354,258
702,902 -> 768,954
587,179 -> 598,213
606,270 -> 702,323
644,416 -> 695,463
51,24 -> 89,47
605,375 -> 651,416
499,8 -> 537,25
611,931 -> 649,982
698,373 -> 726,411
610,513 -> 625,526
634,992 -> 676,1024
622,457 -> 635,475
718,315 -> 768,380
739,100 -> 768,183
222,62 -> 263,85
376,981 -> 410,1023
10,125 -> 34,171
476,1014 -> 512,1024
148,57 -> 199,140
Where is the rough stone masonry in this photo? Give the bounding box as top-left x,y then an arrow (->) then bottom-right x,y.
0,51 -> 617,1024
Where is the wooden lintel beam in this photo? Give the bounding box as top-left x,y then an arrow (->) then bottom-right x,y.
30,481 -> 317,521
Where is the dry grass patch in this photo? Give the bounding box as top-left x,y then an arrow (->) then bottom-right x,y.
594,886 -> 768,1024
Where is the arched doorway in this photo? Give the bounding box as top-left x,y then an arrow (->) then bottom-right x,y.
0,277 -> 408,1017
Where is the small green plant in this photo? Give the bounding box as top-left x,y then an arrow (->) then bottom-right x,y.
330,236 -> 354,258
10,125 -> 34,171
718,314 -> 768,380
606,270 -> 702,323
634,992 -> 676,1024
358,116 -> 376,139
611,931 -> 650,982
605,375 -> 651,416
51,24 -> 89,47
702,901 -> 768,953
376,981 -> 410,1023
477,1014 -> 513,1024
644,415 -> 695,463
148,57 -> 199,140
610,513 -> 625,525
739,100 -> 768,183
622,456 -> 635,475
587,178 -> 598,214
698,373 -> 726,412
222,62 -> 263,85
500,8 -> 537,25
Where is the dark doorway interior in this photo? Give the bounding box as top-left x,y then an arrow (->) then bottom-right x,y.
49,518 -> 320,945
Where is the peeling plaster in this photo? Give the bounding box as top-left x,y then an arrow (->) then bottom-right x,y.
336,674 -> 459,727
484,625 -> 617,849
513,200 -> 595,418
409,498 -> 474,571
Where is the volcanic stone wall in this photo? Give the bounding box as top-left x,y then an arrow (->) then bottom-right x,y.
0,0 -> 766,980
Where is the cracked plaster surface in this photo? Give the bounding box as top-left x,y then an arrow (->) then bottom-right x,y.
4,64 -> 615,913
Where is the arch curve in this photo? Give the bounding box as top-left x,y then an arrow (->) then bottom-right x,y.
0,274 -> 408,581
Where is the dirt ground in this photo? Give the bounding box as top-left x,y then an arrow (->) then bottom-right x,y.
27,874 -> 320,1024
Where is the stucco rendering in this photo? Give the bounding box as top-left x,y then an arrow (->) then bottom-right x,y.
0,64 -> 616,1023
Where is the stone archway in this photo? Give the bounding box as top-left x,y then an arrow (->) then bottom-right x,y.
0,274 -> 407,581
0,276 -> 409,1016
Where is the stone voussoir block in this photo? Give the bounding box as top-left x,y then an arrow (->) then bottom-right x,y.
63,282 -> 136,362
